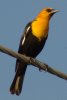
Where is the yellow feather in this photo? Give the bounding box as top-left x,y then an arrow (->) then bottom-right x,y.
31,19 -> 49,40
31,8 -> 52,40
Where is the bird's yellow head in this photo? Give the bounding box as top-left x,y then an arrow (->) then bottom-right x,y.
36,7 -> 59,20
32,7 -> 59,40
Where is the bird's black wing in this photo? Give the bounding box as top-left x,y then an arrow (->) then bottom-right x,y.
15,22 -> 32,71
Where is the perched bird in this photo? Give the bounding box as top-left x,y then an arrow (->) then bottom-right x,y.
10,7 -> 59,95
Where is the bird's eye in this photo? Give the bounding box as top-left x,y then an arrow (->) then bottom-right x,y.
46,9 -> 52,12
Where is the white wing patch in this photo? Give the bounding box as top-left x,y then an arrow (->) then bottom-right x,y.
22,36 -> 25,45
22,26 -> 30,45
26,26 -> 30,33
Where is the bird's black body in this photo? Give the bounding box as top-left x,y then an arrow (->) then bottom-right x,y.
10,22 -> 48,95
19,23 -> 47,57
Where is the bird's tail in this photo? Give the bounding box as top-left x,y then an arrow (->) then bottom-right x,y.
10,60 -> 27,95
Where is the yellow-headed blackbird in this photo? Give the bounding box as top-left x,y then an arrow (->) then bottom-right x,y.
10,8 -> 58,95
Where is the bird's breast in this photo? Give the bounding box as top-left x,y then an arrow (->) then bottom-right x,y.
31,20 -> 49,40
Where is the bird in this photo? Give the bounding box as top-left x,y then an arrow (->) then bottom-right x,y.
10,7 -> 59,95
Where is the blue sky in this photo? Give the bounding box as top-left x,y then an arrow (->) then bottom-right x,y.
0,0 -> 67,100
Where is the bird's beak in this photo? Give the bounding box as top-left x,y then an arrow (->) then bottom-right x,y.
51,9 -> 59,14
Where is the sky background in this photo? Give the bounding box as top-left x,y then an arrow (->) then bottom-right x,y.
0,0 -> 67,100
